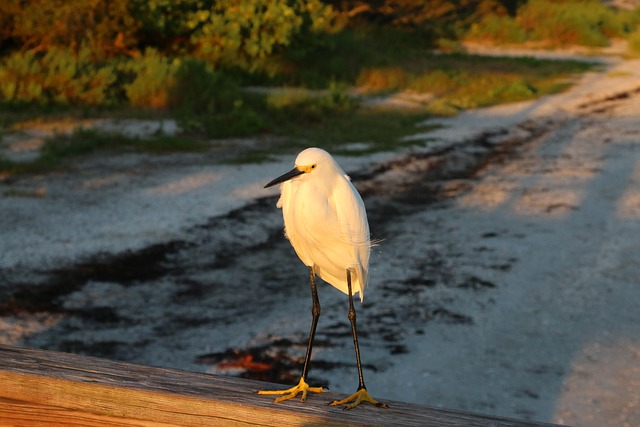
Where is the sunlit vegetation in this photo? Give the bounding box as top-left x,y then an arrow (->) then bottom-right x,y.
0,0 -> 637,171
628,30 -> 640,56
466,0 -> 640,49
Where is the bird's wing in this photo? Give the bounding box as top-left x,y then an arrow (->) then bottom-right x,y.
334,176 -> 369,243
332,175 -> 370,294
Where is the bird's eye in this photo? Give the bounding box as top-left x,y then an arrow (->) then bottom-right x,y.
311,164 -> 316,169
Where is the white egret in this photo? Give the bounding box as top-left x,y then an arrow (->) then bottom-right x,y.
258,147 -> 386,410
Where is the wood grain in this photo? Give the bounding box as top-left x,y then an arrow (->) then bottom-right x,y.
0,345 -> 557,426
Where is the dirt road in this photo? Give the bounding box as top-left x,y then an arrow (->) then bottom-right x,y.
370,60 -> 640,426
2,56 -> 640,426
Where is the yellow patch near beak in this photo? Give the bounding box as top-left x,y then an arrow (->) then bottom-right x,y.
298,164 -> 316,173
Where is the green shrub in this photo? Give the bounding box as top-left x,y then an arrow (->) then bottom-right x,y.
465,0 -> 639,48
323,81 -> 357,112
517,0 -> 621,47
3,0 -> 138,57
466,13 -> 528,44
120,49 -> 180,109
169,59 -> 240,116
409,70 -> 456,95
189,0 -> 341,71
356,67 -> 410,93
267,81 -> 356,123
0,47 -> 117,105
169,59 -> 263,137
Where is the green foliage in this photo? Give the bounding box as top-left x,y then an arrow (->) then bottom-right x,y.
231,108 -> 429,163
169,60 -> 235,114
251,26 -> 430,88
264,82 -> 357,129
129,0 -> 202,54
1,0 -> 138,56
356,64 -> 539,113
467,13 -> 527,43
186,0 -> 341,71
518,0 -> 617,47
120,49 -> 180,109
0,0 -> 341,73
282,108 -> 427,152
466,0 -> 640,47
0,0 -> 608,165
0,48 -> 118,105
346,51 -> 590,113
0,47 -> 180,110
335,0 -> 505,27
168,59 -> 263,137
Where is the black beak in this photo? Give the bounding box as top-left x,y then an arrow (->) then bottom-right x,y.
264,167 -> 305,188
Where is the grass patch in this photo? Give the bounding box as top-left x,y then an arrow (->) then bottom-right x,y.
226,104 -> 431,164
290,109 -> 429,151
627,30 -> 640,57
40,128 -> 207,158
255,52 -> 592,136
0,128 -> 209,174
244,109 -> 430,162
3,187 -> 46,197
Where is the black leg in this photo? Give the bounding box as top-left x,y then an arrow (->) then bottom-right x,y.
327,270 -> 387,409
301,266 -> 321,381
346,269 -> 367,391
257,266 -> 324,402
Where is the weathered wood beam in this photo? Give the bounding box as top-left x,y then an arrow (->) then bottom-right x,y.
0,345 -> 557,426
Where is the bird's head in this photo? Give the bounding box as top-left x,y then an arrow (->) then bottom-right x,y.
264,147 -> 337,188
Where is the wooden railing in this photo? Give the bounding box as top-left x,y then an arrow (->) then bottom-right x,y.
0,345 -> 557,426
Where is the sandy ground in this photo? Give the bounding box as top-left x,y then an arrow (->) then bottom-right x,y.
373,60 -> 640,425
1,54 -> 640,426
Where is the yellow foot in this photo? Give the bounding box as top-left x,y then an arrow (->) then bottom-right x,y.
330,388 -> 388,410
258,377 -> 324,403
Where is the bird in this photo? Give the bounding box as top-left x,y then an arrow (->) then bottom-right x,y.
258,147 -> 387,410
